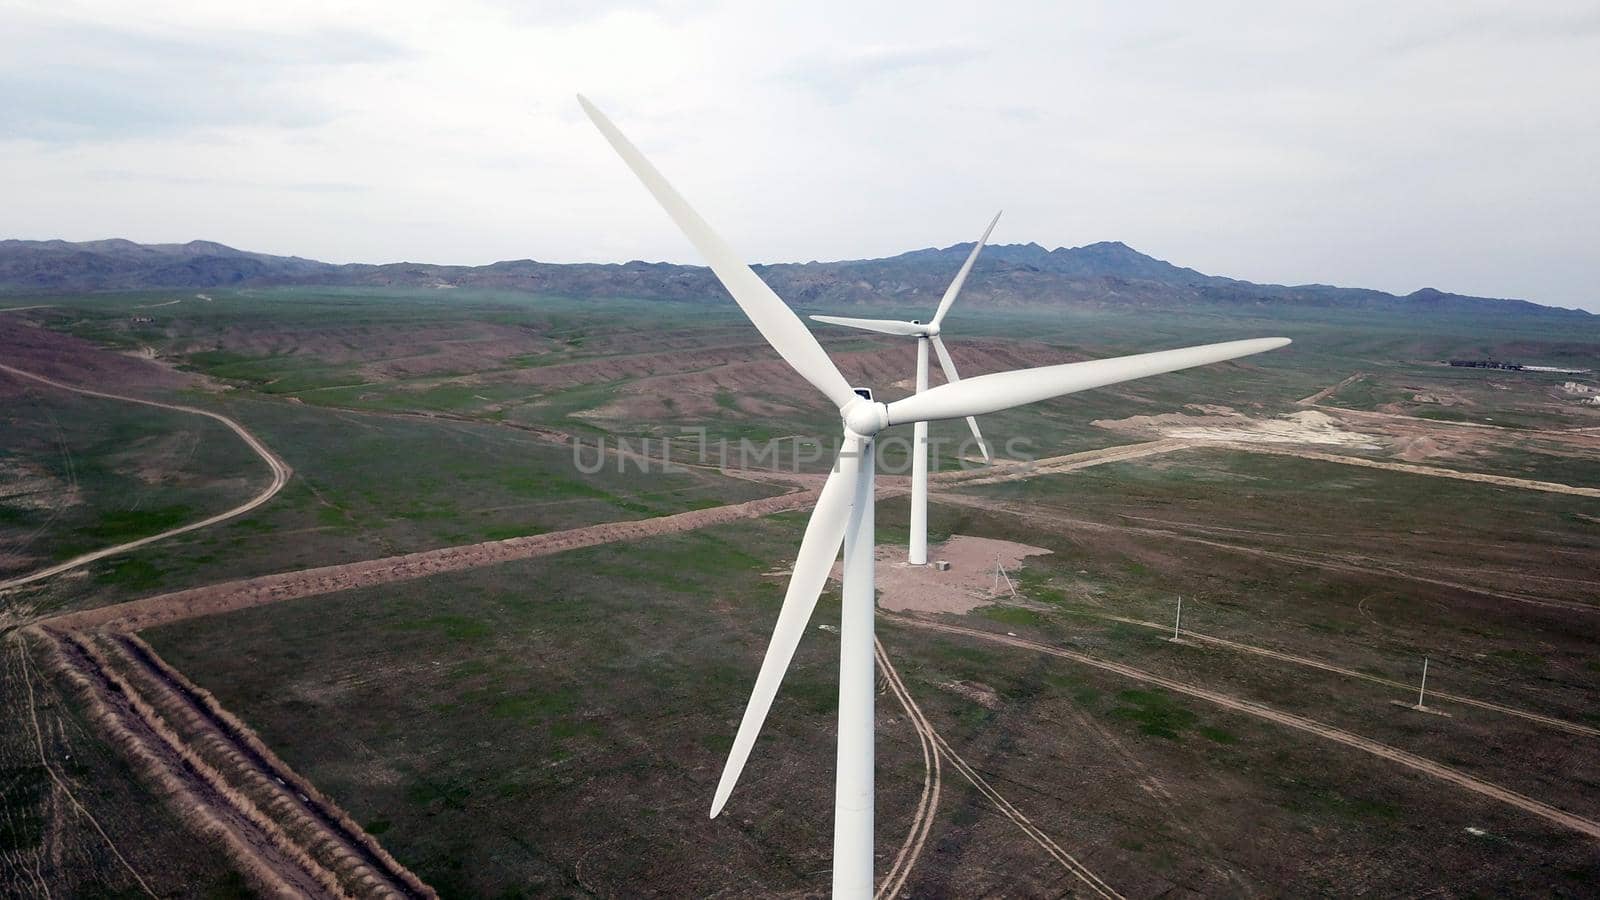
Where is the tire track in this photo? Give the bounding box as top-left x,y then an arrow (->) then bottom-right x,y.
884,614 -> 1600,841
6,634 -> 157,899
874,637 -> 940,900
0,364 -> 293,593
875,637 -> 1124,899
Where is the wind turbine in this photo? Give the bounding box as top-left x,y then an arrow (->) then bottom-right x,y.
577,95 -> 1289,898
809,212 -> 999,566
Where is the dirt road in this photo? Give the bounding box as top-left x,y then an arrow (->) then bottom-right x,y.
1296,373 -> 1368,406
41,486 -> 823,632
935,492 -> 1598,615
32,441 -> 1209,633
883,614 -> 1600,841
1096,612 -> 1600,739
933,439 -> 1194,488
1225,442 -> 1600,498
0,363 -> 293,593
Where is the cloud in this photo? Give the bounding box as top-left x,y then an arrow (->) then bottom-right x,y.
781,43 -> 985,103
86,169 -> 370,194
0,1 -> 1594,310
0,19 -> 407,141
1382,5 -> 1600,56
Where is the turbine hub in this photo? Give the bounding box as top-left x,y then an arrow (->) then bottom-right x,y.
841,395 -> 888,437
924,323 -> 940,336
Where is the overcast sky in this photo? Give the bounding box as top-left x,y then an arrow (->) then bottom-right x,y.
3,1 -> 1597,310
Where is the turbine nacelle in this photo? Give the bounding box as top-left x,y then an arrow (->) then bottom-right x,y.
841,393 -> 889,437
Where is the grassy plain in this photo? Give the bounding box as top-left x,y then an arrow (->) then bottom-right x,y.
2,287 -> 1598,896
146,495 -> 1599,896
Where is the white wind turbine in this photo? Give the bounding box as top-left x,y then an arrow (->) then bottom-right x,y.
578,95 -> 1289,899
809,212 -> 999,566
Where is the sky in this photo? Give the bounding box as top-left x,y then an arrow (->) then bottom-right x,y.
2,0 -> 1597,311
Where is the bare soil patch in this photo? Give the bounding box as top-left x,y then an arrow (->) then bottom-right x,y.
1095,408 -> 1385,450
0,316 -> 197,397
834,535 -> 1051,615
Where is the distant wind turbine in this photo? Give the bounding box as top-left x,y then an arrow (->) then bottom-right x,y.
578,94 -> 1290,899
810,211 -> 999,565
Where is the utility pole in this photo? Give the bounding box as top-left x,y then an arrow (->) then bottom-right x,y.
992,561 -> 1018,599
1391,655 -> 1448,716
1416,657 -> 1429,709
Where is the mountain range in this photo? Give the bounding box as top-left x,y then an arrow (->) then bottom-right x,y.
0,237 -> 1586,318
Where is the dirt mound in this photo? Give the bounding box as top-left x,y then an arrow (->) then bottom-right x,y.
1395,436 -> 1443,461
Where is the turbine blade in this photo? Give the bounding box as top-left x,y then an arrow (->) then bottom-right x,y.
578,95 -> 857,410
809,315 -> 929,337
930,210 -> 1001,327
929,335 -> 990,463
711,433 -> 865,818
887,337 -> 1291,425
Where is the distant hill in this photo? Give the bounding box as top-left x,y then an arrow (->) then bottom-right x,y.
0,239 -> 333,293
0,237 -> 1586,318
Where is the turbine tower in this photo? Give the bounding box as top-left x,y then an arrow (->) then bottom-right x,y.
578,95 -> 1290,899
810,213 -> 999,565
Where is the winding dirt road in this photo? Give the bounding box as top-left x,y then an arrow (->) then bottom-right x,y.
0,364 -> 292,593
